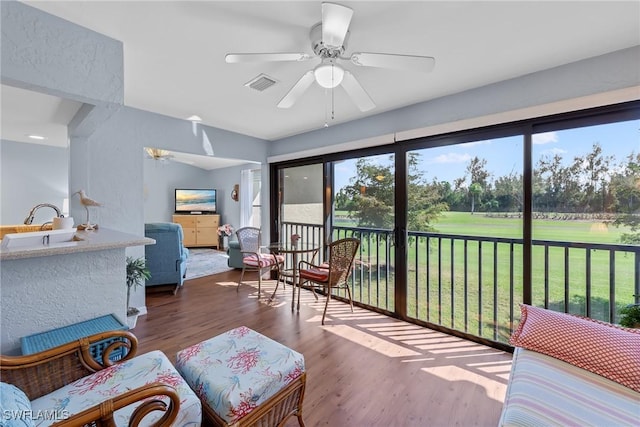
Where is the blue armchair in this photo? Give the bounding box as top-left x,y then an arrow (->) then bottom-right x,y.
144,223 -> 189,293
227,240 -> 244,269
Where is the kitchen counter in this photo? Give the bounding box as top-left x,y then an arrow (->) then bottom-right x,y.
0,227 -> 154,260
1,227 -> 155,354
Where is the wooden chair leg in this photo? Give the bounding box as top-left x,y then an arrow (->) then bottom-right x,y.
238,267 -> 246,292
270,276 -> 280,300
345,284 -> 354,312
270,266 -> 287,300
257,267 -> 262,295
322,285 -> 331,325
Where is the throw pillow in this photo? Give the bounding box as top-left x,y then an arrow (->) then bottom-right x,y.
0,382 -> 34,427
510,304 -> 640,392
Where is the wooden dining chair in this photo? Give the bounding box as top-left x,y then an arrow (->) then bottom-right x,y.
236,227 -> 284,296
298,237 -> 360,325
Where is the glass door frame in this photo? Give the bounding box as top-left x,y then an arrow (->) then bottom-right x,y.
269,100 -> 640,350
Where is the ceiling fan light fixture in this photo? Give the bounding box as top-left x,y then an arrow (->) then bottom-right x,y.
145,147 -> 173,160
314,60 -> 344,88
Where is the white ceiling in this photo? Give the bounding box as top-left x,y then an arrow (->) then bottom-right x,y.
3,1 -> 639,156
1,85 -> 83,147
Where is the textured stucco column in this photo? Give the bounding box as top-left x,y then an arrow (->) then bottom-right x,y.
0,249 -> 125,354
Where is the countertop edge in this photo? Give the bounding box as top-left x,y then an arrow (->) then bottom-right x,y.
0,228 -> 155,261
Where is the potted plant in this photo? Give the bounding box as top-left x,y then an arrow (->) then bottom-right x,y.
619,303 -> 640,328
126,256 -> 150,327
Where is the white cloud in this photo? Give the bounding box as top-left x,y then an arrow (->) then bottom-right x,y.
543,147 -> 567,155
533,132 -> 559,145
431,153 -> 472,164
463,140 -> 493,147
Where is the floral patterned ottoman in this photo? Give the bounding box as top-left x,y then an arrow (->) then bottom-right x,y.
176,326 -> 306,427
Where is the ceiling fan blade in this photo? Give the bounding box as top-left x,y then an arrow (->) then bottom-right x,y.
350,52 -> 436,72
225,53 -> 310,63
322,2 -> 353,48
341,71 -> 375,112
277,71 -> 315,109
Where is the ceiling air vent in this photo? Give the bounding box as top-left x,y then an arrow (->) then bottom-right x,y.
244,74 -> 277,92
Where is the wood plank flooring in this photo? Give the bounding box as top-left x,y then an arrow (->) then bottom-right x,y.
135,269 -> 513,427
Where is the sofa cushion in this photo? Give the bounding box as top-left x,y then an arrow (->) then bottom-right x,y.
30,350 -> 201,426
499,348 -> 640,426
510,304 -> 640,392
0,382 -> 34,427
299,267 -> 329,282
242,253 -> 284,268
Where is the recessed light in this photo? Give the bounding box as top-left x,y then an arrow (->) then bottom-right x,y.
27,134 -> 47,140
187,115 -> 202,122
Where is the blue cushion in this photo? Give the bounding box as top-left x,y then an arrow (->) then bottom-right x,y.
0,382 -> 34,427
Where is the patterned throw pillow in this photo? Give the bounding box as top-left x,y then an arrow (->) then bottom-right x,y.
0,382 -> 34,427
510,304 -> 640,392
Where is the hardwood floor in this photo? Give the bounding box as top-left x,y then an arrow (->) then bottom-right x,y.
136,269 -> 513,427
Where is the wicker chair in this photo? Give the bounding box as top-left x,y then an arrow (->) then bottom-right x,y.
236,226 -> 284,296
0,331 -> 185,427
298,237 -> 360,325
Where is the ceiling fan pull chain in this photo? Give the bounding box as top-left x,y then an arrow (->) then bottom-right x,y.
331,86 -> 335,121
331,64 -> 335,121
324,89 -> 329,128
331,63 -> 336,120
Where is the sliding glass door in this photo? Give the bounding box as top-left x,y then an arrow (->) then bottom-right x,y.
332,154 -> 396,313
274,163 -> 324,269
270,101 -> 640,348
404,135 -> 524,342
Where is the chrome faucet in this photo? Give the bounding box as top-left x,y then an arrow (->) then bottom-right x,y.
23,204 -> 63,225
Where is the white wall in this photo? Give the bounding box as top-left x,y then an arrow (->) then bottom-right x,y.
208,163 -> 263,235
143,157 -> 213,223
142,161 -> 264,244
68,106 -> 269,310
0,140 -> 69,225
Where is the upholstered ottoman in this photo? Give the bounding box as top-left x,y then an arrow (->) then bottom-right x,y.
176,326 -> 306,427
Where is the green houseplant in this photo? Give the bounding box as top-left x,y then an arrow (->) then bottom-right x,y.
619,304 -> 640,328
126,256 -> 150,317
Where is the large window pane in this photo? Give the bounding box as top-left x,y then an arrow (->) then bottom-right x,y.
532,120 -> 640,322
278,164 -> 324,267
407,136 -> 523,343
333,155 -> 395,312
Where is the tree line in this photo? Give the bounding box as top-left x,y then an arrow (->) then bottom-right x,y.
335,143 -> 640,242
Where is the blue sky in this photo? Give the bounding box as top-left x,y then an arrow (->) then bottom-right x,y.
335,119 -> 640,190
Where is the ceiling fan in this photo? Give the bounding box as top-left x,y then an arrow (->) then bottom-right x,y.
225,2 -> 435,112
145,147 -> 174,162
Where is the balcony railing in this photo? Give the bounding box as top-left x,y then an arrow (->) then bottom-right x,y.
281,221 -> 640,345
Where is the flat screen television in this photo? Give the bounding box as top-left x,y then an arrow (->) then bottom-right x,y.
175,188 -> 217,213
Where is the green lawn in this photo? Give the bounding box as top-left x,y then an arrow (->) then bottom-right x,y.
433,211 -> 628,244
334,211 -> 637,343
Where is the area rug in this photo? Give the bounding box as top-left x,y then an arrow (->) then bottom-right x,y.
185,248 -> 234,280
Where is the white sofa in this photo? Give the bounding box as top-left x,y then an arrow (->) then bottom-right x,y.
499,305 -> 640,426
